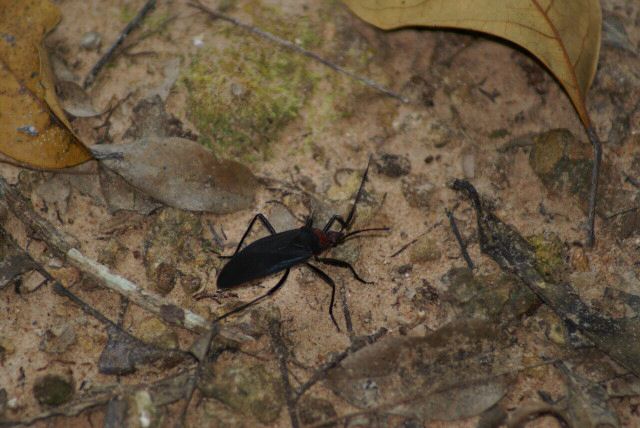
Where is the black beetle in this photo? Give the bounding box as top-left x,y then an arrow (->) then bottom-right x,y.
208,158 -> 387,330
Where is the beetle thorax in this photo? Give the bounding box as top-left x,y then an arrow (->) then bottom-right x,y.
312,229 -> 343,253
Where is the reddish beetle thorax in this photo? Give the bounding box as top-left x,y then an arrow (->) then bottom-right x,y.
312,229 -> 343,253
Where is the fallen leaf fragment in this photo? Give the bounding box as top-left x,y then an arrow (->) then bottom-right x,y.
344,0 -> 601,126
91,137 -> 258,214
453,179 -> 640,377
327,319 -> 522,422
558,362 -> 620,428
98,165 -> 162,215
0,228 -> 39,290
55,80 -> 100,117
99,326 -> 187,375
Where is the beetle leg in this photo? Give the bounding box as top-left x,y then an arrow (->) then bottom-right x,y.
322,215 -> 348,233
213,269 -> 290,324
229,213 -> 277,256
323,157 -> 374,233
315,257 -> 373,284
305,263 -> 341,332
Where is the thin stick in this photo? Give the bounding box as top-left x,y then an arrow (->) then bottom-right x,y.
66,248 -> 208,332
53,282 -> 120,329
295,327 -> 387,399
269,319 -> 300,428
0,176 -> 249,342
1,369 -> 195,427
83,0 -> 157,89
446,208 -> 474,270
187,0 -> 408,103
340,281 -> 354,336
586,125 -> 601,247
390,221 -> 441,258
390,236 -> 419,258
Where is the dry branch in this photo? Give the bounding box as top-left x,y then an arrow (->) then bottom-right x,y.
0,176 -> 247,342
83,0 -> 157,88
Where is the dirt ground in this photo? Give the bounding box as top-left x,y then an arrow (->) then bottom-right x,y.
1,0 -> 640,427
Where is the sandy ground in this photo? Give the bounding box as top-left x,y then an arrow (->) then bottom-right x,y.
1,0 -> 640,427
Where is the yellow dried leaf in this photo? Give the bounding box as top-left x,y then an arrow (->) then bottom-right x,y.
343,0 -> 601,126
0,0 -> 91,168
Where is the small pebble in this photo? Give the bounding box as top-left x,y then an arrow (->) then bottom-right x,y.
20,270 -> 47,293
192,35 -> 204,47
48,258 -> 64,268
461,152 -> 476,179
80,31 -> 101,50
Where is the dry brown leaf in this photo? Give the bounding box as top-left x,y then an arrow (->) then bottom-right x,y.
0,0 -> 91,168
343,0 -> 601,126
91,137 -> 258,214
55,80 -> 100,118
327,319 -> 522,422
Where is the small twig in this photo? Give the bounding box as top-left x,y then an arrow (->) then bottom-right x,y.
390,236 -> 420,258
0,370 -> 195,427
586,125 -> 602,247
206,221 -> 226,250
339,282 -> 354,337
120,14 -> 177,55
605,206 -> 640,220
66,248 -> 207,332
83,0 -> 157,89
187,0 -> 408,103
269,319 -> 300,428
117,296 -> 129,327
0,176 -> 248,342
446,208 -> 474,270
390,221 -> 442,258
625,174 -> 640,189
295,327 -> 387,399
94,92 -> 133,135
53,282 -> 120,328
178,322 -> 221,427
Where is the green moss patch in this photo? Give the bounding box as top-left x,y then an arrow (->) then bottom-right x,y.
184,37 -> 314,160
182,2 -> 386,161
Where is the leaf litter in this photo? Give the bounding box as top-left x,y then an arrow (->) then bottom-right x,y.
326,319 -> 527,422
1,0 -> 639,426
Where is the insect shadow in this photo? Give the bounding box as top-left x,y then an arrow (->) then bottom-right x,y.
201,158 -> 388,331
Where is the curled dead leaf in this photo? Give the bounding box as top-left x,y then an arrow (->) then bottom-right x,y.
343,0 -> 601,126
0,0 -> 91,168
55,80 -> 100,118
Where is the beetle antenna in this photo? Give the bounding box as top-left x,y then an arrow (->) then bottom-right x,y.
341,226 -> 389,242
341,155 -> 373,232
